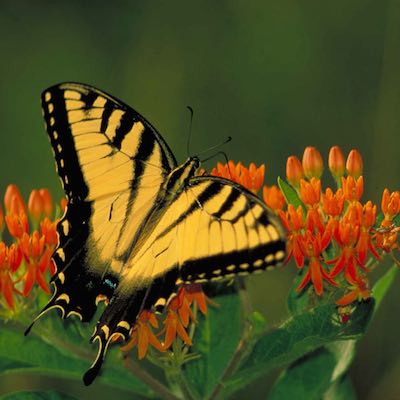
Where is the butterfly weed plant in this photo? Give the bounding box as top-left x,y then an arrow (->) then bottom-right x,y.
0,146 -> 399,399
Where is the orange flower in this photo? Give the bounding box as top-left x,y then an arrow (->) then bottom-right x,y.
356,201 -> 380,264
336,274 -> 370,306
374,224 -> 400,253
120,311 -> 164,359
302,147 -> 323,179
263,185 -> 285,211
279,205 -> 305,267
8,244 -> 22,273
210,161 -> 265,193
5,212 -> 29,239
300,178 -> 321,207
286,156 -> 303,188
20,231 -> 50,296
328,204 -> 366,283
328,146 -> 345,179
346,149 -> 363,179
163,310 -> 192,350
121,285 -> 209,359
297,230 -> 337,295
381,189 -> 400,220
40,218 -> 58,247
342,176 -> 363,202
322,188 -> 344,218
184,283 -> 209,316
0,242 -> 22,309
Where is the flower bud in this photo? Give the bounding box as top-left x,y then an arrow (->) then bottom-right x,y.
39,189 -> 53,217
328,146 -> 345,179
0,205 -> 3,232
302,147 -> 323,179
28,190 -> 44,223
286,156 -> 303,187
346,149 -> 363,178
4,184 -> 26,215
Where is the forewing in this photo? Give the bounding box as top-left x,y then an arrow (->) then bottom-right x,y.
33,83 -> 177,324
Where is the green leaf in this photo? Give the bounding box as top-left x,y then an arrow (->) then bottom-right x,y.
0,356 -> 30,372
0,390 -> 78,400
286,274 -> 310,316
269,264 -> 398,400
0,323 -> 153,397
184,293 -> 241,398
277,177 -> 306,213
268,348 -> 337,400
247,311 -> 268,338
323,374 -> 357,400
325,340 -> 356,382
223,300 -> 374,397
268,341 -> 357,400
372,263 -> 398,315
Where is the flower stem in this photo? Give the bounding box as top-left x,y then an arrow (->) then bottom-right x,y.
124,357 -> 181,400
207,278 -> 254,400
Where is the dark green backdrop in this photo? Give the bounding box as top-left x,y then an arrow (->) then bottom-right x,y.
0,1 -> 399,399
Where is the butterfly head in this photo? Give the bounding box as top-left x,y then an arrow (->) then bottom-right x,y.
165,157 -> 201,193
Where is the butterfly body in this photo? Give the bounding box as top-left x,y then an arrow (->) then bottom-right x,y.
26,83 -> 286,385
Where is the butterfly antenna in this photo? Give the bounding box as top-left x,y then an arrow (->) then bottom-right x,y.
201,150 -> 229,164
201,151 -> 235,179
197,136 -> 232,157
186,106 -> 194,157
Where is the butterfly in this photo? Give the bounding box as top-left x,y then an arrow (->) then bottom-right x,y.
26,82 -> 286,385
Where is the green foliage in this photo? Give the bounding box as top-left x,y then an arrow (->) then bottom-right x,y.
372,264 -> 398,315
184,293 -> 242,398
0,391 -> 78,400
0,320 -> 153,398
222,300 -> 373,397
0,265 -> 397,399
277,177 -> 306,213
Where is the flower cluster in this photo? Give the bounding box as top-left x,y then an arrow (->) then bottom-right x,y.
212,147 -> 400,307
0,185 -> 60,311
121,284 -> 210,359
3,149 -> 398,360
279,146 -> 400,304
210,161 -> 285,209
0,185 -> 210,361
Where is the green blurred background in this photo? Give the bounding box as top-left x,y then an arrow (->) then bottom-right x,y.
1,1 -> 400,398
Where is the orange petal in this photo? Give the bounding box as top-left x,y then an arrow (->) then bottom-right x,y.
137,324 -> 150,359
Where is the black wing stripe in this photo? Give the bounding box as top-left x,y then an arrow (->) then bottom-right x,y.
115,131 -> 158,259
180,240 -> 286,282
213,188 -> 241,219
100,100 -> 115,132
42,89 -> 89,200
156,181 -> 224,240
112,111 -> 135,150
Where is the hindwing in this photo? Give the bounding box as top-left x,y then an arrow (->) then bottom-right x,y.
85,176 -> 286,384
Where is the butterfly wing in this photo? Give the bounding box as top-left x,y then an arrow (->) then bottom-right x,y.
28,83 -> 177,329
84,175 -> 286,384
